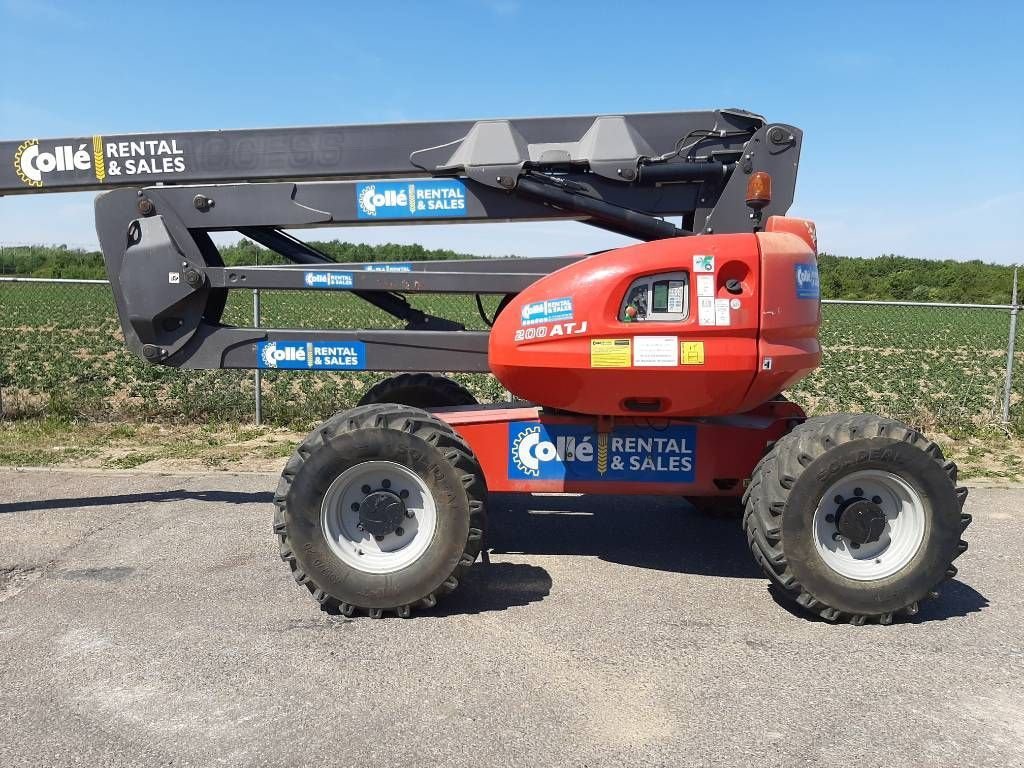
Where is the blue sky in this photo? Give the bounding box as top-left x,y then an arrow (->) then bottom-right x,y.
1,0 -> 1022,263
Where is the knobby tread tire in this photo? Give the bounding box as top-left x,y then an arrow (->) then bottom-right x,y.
273,403 -> 487,619
357,373 -> 478,409
743,413 -> 971,625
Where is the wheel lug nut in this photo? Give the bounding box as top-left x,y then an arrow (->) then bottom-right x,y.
853,487 -> 863,497
375,535 -> 384,542
399,489 -> 409,499
832,532 -> 843,542
361,485 -> 371,494
351,503 -> 360,512
382,479 -> 391,489
395,527 -> 404,536
872,496 -> 882,505
825,514 -> 835,523
356,523 -> 364,531
405,510 -> 414,518
833,495 -> 844,504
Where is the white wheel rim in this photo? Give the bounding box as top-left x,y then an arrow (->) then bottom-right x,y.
321,461 -> 437,575
812,470 -> 926,581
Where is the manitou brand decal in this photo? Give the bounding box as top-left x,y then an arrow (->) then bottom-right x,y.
520,297 -> 573,326
508,422 -> 696,482
356,180 -> 467,219
795,262 -> 820,299
363,263 -> 413,272
514,320 -> 587,343
257,341 -> 366,370
304,271 -> 355,289
13,136 -> 188,187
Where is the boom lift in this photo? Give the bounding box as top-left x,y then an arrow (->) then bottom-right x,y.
1,109 -> 971,623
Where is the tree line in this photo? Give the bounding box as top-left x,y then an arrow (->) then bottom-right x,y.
817,253 -> 1016,304
0,242 -> 1017,303
0,240 -> 475,280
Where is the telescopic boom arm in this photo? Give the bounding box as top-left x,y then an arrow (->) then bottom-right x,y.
0,108 -> 802,371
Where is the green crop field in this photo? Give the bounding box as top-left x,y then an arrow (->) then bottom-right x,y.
1,282 -> 1021,435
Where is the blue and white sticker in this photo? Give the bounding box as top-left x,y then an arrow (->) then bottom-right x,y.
795,262 -> 820,299
257,341 -> 366,370
356,180 -> 468,219
363,262 -> 413,273
520,296 -> 574,326
508,422 -> 696,483
304,271 -> 354,289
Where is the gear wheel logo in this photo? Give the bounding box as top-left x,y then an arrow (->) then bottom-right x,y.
358,185 -> 378,216
13,139 -> 43,187
260,341 -> 280,368
512,425 -> 544,477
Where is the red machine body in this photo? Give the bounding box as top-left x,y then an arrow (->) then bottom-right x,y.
440,399 -> 805,496
489,216 -> 821,418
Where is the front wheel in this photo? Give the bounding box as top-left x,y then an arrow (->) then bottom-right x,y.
273,404 -> 487,618
744,413 -> 970,624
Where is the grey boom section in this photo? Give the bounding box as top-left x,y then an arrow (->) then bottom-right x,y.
2,108 -> 763,194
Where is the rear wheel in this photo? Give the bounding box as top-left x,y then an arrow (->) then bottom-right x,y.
744,413 -> 970,624
273,404 -> 486,617
358,372 -> 478,409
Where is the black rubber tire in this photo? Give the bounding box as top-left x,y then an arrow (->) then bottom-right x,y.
357,373 -> 478,409
273,403 -> 487,618
743,413 -> 971,625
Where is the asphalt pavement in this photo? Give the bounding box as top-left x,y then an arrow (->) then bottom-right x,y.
0,468 -> 1021,768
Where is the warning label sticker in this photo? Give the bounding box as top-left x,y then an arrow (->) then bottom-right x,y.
715,298 -> 732,326
681,341 -> 705,365
633,336 -> 678,367
698,297 -> 716,326
591,338 -> 631,368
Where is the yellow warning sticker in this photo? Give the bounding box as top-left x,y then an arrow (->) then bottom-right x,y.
591,338 -> 632,368
681,341 -> 705,365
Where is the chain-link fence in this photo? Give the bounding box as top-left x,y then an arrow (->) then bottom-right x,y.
792,299 -> 1020,434
1,276 -> 1020,435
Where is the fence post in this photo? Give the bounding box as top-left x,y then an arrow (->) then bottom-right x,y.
1002,266 -> 1019,425
253,287 -> 263,425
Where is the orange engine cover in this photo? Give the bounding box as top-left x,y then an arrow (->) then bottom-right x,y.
488,218 -> 821,418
